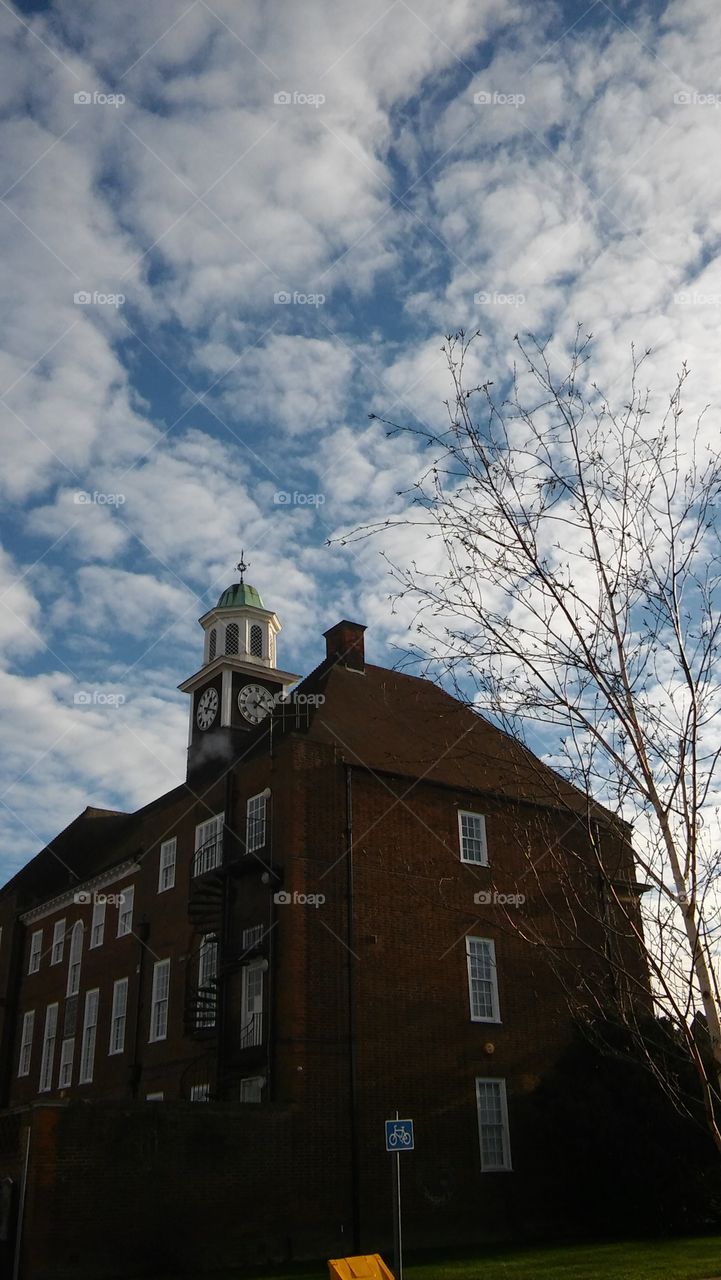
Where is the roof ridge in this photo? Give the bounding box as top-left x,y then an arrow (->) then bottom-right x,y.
306,660 -> 624,828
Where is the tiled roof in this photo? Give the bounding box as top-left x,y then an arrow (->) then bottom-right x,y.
2,658 -> 623,905
1,785 -> 190,904
1,806 -> 134,901
305,661 -> 619,822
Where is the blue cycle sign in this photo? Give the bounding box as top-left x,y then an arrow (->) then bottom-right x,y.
385,1116 -> 413,1280
385,1118 -> 414,1152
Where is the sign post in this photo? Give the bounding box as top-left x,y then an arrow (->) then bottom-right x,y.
384,1114 -> 414,1280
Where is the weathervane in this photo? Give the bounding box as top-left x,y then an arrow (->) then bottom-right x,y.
236,551 -> 249,585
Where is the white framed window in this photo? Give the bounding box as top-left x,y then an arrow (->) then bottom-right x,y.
249,624 -> 263,658
242,924 -> 264,950
66,921 -> 84,997
149,959 -> 170,1043
90,899 -> 106,948
109,978 -> 129,1055
158,838 -> 177,892
240,961 -> 263,1048
225,622 -> 239,655
117,886 -> 134,937
28,929 -> 43,974
208,627 -> 217,661
18,1010 -> 35,1078
79,989 -> 99,1084
196,936 -> 218,1029
246,793 -> 267,853
476,1078 -> 512,1171
466,937 -> 500,1023
239,1076 -> 264,1103
190,1083 -> 210,1101
146,1092 -> 164,1101
58,1037 -> 74,1088
39,1003 -> 58,1093
50,919 -> 66,965
193,814 -> 224,876
459,811 -> 488,865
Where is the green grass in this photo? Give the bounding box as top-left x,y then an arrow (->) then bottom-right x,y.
405,1235 -> 721,1279
196,1235 -> 721,1280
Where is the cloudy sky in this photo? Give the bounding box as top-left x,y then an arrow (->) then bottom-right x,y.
1,0 -> 720,878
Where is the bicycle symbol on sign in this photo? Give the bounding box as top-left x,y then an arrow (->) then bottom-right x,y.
388,1125 -> 411,1148
385,1118 -> 414,1152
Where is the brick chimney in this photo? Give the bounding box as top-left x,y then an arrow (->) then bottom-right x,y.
323,620 -> 366,673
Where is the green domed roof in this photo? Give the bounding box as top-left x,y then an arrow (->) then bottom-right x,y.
216,582 -> 264,610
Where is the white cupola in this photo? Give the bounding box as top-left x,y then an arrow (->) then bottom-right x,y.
179,555 -> 299,776
200,573 -> 279,669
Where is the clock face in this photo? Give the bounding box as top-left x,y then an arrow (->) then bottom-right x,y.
238,682 -> 274,725
196,686 -> 219,730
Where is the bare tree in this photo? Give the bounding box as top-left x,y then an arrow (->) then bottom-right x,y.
345,327 -> 721,1150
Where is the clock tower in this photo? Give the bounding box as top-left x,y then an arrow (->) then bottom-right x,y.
179,556 -> 299,776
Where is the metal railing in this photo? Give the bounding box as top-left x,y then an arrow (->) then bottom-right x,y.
239,1011 -> 262,1049
270,697 -> 313,733
192,834 -> 223,878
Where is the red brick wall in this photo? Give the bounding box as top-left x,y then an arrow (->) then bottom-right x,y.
5,772 -> 264,1105
277,756 -> 617,1242
0,730 -> 649,1274
12,1101 -> 345,1280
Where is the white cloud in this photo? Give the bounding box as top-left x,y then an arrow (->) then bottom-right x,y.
27,488 -> 131,561
50,566 -> 193,642
0,666 -> 188,876
3,0 -> 721,881
214,334 -> 354,433
0,548 -> 43,664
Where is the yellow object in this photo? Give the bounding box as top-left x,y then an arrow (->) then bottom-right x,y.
328,1255 -> 394,1280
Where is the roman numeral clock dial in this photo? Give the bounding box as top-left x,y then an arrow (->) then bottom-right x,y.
238,683 -> 274,725
196,687 -> 219,730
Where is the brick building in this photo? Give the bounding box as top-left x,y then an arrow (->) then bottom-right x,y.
0,571 -> 650,1276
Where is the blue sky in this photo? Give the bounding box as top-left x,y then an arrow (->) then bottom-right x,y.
1,0 -> 720,878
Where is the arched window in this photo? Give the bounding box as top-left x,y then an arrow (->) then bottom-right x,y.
225,623 -> 239,655
250,624 -> 263,658
67,920 -> 84,997
208,628 -> 217,661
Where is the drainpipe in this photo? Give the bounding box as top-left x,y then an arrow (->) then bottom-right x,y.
0,914 -> 25,1108
129,919 -> 149,1098
264,783 -> 273,1099
345,765 -> 360,1251
12,1122 -> 30,1280
266,883 -> 277,1103
215,771 -> 235,1100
